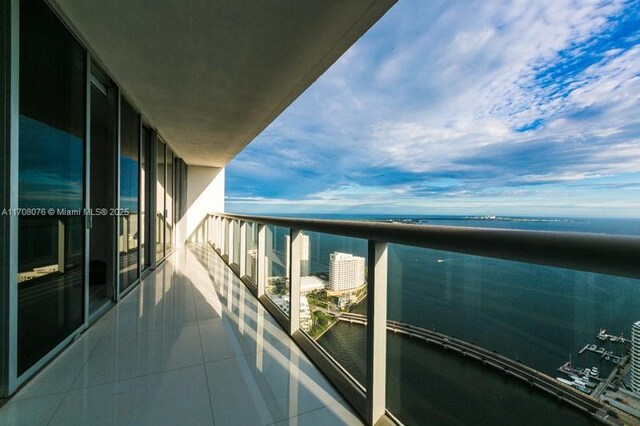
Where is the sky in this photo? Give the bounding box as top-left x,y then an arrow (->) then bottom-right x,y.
226,0 -> 640,218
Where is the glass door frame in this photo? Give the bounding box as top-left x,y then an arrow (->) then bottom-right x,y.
7,1 -> 88,393
139,121 -> 155,280
1,0 -> 15,397
87,64 -> 118,322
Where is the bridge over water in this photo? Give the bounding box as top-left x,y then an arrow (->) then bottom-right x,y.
333,312 -> 624,425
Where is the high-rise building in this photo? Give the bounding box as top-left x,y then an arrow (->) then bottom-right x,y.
328,252 -> 366,292
632,321 -> 640,395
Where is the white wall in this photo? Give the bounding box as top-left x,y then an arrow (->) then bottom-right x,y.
176,165 -> 224,246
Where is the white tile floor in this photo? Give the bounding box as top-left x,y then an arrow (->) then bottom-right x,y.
0,245 -> 363,426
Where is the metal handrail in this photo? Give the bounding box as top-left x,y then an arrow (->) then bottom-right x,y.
214,213 -> 640,280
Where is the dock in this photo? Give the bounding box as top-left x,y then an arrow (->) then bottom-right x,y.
578,344 -> 622,364
597,329 -> 629,344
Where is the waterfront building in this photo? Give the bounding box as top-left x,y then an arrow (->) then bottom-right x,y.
632,321 -> 640,395
329,252 -> 366,292
300,276 -> 327,295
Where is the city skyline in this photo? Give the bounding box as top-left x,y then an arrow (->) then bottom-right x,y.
227,0 -> 640,217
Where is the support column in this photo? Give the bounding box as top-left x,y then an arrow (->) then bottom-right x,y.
239,221 -> 247,276
366,241 -> 388,425
257,224 -> 266,297
289,229 -> 301,335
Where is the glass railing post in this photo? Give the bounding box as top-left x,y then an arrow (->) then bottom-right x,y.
205,214 -> 210,245
216,216 -> 221,249
289,229 -> 302,335
239,221 -> 247,276
366,240 -> 388,425
257,223 -> 266,297
222,218 -> 227,254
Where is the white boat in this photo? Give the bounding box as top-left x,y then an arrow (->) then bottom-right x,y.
557,377 -> 574,386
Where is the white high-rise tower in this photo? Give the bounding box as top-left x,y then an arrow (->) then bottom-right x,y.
328,252 -> 365,292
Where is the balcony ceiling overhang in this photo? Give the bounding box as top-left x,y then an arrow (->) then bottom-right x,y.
50,0 -> 395,167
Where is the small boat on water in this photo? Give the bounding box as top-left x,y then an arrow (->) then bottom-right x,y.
556,377 -> 593,395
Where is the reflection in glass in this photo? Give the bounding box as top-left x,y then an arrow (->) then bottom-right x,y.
299,231 -> 368,387
89,78 -> 116,314
264,225 -> 290,316
17,0 -> 85,374
119,98 -> 139,291
156,140 -> 165,259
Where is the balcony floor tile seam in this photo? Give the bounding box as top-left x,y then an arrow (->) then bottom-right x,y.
9,324 -> 104,405
65,360 -> 207,395
263,401 -> 363,426
94,320 -> 202,340
191,267 -> 219,426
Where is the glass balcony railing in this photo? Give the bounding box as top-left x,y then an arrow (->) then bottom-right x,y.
204,213 -> 640,426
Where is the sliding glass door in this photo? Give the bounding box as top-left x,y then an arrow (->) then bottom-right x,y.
89,67 -> 117,315
17,0 -> 86,375
119,98 -> 140,292
156,140 -> 165,260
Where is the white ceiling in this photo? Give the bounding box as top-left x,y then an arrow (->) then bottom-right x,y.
52,0 -> 395,167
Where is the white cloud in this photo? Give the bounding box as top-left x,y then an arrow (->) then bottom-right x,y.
228,0 -> 640,215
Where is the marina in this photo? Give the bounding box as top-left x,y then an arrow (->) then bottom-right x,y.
578,344 -> 623,364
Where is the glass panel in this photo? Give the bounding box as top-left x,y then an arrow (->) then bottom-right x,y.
295,231 -> 368,387
89,77 -> 116,314
224,219 -> 230,257
385,244 -> 638,425
232,220 -> 240,267
118,98 -> 139,291
155,140 -> 165,259
18,0 -> 85,374
207,216 -> 215,247
245,222 -> 258,283
265,225 -> 290,316
165,150 -> 173,254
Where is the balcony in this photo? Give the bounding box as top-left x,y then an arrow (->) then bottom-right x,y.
0,245 -> 361,425
202,213 -> 640,425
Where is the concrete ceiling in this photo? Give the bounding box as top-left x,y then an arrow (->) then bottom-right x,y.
51,0 -> 395,167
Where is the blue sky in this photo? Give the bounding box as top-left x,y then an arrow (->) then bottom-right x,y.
226,0 -> 640,217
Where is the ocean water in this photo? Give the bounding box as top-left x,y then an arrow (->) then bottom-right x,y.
283,215 -> 640,425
